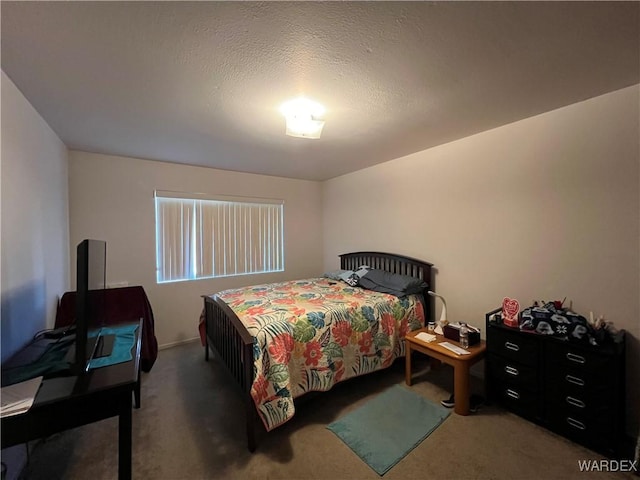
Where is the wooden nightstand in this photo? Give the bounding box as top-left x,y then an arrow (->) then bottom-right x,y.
405,327 -> 486,415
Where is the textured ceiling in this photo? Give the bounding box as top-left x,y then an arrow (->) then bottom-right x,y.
2,1 -> 638,181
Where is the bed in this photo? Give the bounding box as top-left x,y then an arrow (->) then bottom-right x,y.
202,251 -> 434,451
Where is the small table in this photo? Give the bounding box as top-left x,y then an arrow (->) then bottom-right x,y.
405,327 -> 486,415
1,320 -> 142,479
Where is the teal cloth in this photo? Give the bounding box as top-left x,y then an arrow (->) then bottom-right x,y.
88,323 -> 139,370
327,385 -> 450,475
1,336 -> 75,386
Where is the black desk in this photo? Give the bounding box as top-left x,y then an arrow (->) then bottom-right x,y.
1,321 -> 142,479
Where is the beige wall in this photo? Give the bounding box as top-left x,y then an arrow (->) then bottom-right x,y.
1,71 -> 69,361
322,85 -> 640,435
68,152 -> 323,347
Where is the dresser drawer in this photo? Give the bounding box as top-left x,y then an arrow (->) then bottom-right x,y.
547,406 -> 616,446
487,354 -> 538,391
492,384 -> 540,419
546,341 -> 615,375
546,365 -> 613,392
487,327 -> 538,367
544,387 -> 610,416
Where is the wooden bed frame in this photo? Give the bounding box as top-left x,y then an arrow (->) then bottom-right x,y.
202,251 -> 434,451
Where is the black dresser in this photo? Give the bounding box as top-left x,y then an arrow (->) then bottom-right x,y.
485,308 -> 626,457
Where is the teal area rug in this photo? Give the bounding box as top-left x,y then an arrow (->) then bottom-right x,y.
327,385 -> 450,475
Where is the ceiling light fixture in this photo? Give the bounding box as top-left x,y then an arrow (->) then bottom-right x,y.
279,97 -> 325,139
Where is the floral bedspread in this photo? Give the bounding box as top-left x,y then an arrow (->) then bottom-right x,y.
216,277 -> 425,431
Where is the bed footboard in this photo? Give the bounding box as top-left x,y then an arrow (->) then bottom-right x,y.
203,295 -> 258,451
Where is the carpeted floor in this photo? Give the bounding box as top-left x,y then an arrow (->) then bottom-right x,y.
11,340 -> 635,480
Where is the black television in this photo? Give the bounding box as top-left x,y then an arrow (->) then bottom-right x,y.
73,239 -> 114,374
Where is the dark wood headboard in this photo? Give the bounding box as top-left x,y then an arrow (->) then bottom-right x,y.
339,251 -> 433,283
339,251 -> 434,322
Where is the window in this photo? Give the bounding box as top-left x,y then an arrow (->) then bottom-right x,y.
154,191 -> 284,283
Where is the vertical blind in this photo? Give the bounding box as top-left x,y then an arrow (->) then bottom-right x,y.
155,192 -> 284,283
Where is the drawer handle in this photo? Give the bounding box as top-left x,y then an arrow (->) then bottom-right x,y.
566,352 -> 585,364
505,366 -> 520,376
506,389 -> 520,400
566,375 -> 585,386
567,417 -> 586,430
566,396 -> 586,408
505,342 -> 520,352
